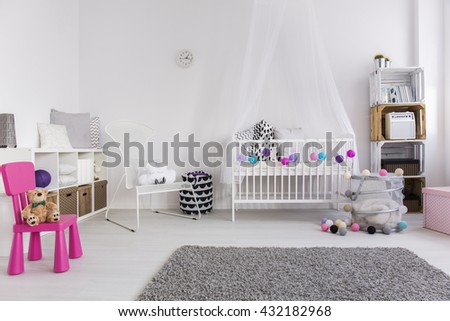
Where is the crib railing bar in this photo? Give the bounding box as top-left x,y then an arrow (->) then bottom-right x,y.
295,142 -> 299,200
267,161 -> 269,201
238,147 -> 242,201
281,160 -> 284,201
316,160 -> 320,200
323,161 -> 326,200
246,165 -> 249,201
252,163 -> 255,201
330,153 -> 334,202
259,159 -> 262,201
302,150 -> 305,200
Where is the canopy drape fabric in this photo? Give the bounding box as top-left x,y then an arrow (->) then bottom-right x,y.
221,0 -> 358,185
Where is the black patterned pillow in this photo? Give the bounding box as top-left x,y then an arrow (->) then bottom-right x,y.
254,119 -> 274,140
253,120 -> 277,161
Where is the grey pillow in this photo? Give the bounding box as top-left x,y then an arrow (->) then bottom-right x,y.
50,109 -> 91,148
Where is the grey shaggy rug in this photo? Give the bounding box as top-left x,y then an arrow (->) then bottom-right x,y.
137,246 -> 450,301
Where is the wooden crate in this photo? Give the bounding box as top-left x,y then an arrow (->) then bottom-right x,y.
59,186 -> 78,215
403,177 -> 426,213
369,67 -> 425,106
370,103 -> 426,141
94,180 -> 108,211
78,184 -> 92,217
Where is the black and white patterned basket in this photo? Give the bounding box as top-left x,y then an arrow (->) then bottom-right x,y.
179,171 -> 213,215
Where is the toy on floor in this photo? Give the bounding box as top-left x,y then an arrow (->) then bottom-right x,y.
21,189 -> 60,227
351,223 -> 360,232
320,217 -> 349,236
345,171 -> 409,234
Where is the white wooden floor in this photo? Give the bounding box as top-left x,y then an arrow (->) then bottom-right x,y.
0,209 -> 449,301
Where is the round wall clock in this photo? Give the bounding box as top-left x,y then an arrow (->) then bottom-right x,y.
176,50 -> 194,68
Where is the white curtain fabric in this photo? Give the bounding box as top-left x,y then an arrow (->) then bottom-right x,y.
232,0 -> 355,138
221,0 -> 358,184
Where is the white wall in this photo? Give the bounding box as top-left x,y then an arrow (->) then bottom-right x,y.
0,0 -> 79,147
444,0 -> 450,183
315,0 -> 416,173
79,0 -> 447,209
1,0 -> 441,209
78,0 -> 253,208
415,0 -> 445,186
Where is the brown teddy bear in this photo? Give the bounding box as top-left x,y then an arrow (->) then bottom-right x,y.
21,189 -> 60,227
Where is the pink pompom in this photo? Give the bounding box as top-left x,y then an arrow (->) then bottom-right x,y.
379,169 -> 388,176
346,149 -> 356,158
281,157 -> 290,166
321,224 -> 329,232
351,223 -> 360,232
310,152 -> 319,161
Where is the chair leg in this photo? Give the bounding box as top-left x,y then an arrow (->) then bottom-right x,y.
105,174 -> 138,232
8,232 -> 24,275
28,232 -> 42,261
151,185 -> 199,220
105,173 -> 125,220
191,187 -> 202,220
54,231 -> 69,273
69,223 -> 83,259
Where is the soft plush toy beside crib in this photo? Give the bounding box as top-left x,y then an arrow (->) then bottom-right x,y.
346,172 -> 408,232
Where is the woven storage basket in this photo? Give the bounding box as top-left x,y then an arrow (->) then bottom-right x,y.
94,180 -> 108,211
59,186 -> 78,215
179,171 -> 213,215
78,184 -> 92,217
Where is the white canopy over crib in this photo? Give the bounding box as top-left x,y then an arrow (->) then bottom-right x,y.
231,0 -> 356,139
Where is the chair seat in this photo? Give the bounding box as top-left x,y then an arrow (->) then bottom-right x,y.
13,215 -> 78,233
136,181 -> 193,195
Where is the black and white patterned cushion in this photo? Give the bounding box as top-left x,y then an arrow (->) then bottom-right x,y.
235,120 -> 280,162
254,119 -> 275,140
179,171 -> 213,215
253,120 -> 278,161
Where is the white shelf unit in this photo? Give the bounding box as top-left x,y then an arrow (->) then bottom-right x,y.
1,148 -> 108,221
369,67 -> 426,213
369,67 -> 425,106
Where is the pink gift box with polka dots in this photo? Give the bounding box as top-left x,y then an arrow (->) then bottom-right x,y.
423,186 -> 450,235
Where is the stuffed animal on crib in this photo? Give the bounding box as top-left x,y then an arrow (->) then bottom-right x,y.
21,189 -> 60,227
137,163 -> 176,186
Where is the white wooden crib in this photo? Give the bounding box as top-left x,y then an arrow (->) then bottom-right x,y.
231,137 -> 355,221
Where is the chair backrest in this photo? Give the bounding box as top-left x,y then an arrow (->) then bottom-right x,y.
1,162 -> 36,225
105,120 -> 155,189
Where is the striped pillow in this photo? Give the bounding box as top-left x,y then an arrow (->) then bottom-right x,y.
90,116 -> 101,149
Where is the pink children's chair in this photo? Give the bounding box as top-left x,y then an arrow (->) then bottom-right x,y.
1,162 -> 83,275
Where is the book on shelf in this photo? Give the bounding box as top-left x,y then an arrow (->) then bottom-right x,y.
386,85 -> 415,104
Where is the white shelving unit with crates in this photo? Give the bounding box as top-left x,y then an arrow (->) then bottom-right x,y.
369,67 -> 426,213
